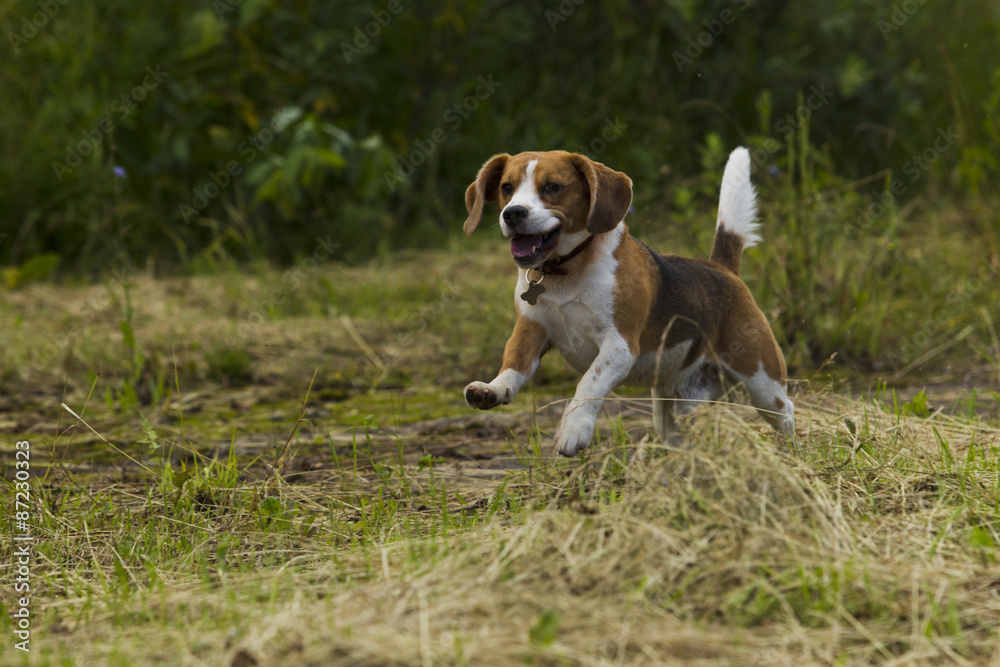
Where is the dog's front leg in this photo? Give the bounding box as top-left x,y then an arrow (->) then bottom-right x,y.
555,335 -> 635,456
465,316 -> 548,410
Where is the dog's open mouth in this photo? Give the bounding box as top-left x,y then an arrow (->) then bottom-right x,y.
510,227 -> 560,266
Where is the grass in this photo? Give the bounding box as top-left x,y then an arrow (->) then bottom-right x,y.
0,185 -> 999,663
1,385 -> 999,664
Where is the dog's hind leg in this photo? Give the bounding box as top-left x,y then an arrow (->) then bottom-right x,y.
673,361 -> 726,419
651,386 -> 677,440
737,366 -> 795,439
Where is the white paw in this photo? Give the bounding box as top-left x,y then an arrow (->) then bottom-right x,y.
464,381 -> 508,410
555,417 -> 596,457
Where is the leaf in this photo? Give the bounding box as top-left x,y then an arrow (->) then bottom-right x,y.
321,123 -> 353,146
252,173 -> 284,205
314,148 -> 347,170
120,319 -> 136,351
272,106 -> 303,133
137,416 -> 159,450
181,10 -> 225,59
529,610 -> 559,646
237,0 -> 271,27
969,526 -> 996,550
902,390 -> 930,418
261,496 -> 283,516
5,253 -> 60,288
2,267 -> 20,289
216,537 -> 234,567
356,135 -> 383,151
172,468 -> 194,490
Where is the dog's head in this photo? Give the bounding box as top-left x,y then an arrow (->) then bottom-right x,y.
463,151 -> 633,268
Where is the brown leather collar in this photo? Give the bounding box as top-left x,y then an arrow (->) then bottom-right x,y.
535,234 -> 595,276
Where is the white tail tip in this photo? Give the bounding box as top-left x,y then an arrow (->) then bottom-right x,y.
717,147 -> 761,248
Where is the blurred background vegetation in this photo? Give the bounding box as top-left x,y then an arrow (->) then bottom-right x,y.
1,0 -> 998,373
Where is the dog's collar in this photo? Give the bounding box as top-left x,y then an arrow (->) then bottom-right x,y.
533,234 -> 595,276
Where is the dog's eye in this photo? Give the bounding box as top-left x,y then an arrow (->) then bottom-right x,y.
543,182 -> 562,195
500,183 -> 513,196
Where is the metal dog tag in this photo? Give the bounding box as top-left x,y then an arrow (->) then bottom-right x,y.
520,280 -> 545,305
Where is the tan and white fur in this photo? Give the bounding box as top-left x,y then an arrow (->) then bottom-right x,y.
462,148 -> 794,456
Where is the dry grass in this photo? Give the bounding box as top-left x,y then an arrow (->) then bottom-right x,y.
1,233 -> 998,665
4,390 -> 999,666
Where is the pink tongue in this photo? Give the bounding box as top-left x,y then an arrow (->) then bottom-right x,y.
511,234 -> 544,258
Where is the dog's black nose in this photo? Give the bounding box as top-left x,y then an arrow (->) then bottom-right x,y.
502,205 -> 528,226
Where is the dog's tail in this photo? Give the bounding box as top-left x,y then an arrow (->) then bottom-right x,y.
710,147 -> 760,275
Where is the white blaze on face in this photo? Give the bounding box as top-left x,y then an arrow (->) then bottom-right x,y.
499,160 -> 560,238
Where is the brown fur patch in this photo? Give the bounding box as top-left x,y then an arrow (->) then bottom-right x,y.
710,227 -> 745,275
500,315 -> 550,375
464,154 -> 509,235
710,282 -> 786,383
611,237 -> 786,386
612,234 -> 657,356
637,250 -> 738,362
566,154 -> 632,233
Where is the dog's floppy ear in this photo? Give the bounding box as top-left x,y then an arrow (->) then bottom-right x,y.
569,154 -> 633,234
464,153 -> 509,235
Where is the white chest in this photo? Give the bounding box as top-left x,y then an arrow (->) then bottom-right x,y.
514,227 -> 623,376
531,294 -> 606,374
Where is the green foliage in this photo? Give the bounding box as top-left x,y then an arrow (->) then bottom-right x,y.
105,283 -> 168,411
1,0 -> 997,274
136,415 -> 160,450
2,252 -> 60,288
903,390 -> 931,418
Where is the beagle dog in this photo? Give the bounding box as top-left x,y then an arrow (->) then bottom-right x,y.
462,148 -> 794,456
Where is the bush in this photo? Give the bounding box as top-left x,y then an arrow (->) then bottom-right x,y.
1,0 -> 996,274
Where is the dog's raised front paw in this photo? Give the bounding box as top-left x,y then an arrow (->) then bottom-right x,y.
464,381 -> 506,410
555,418 -> 596,457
